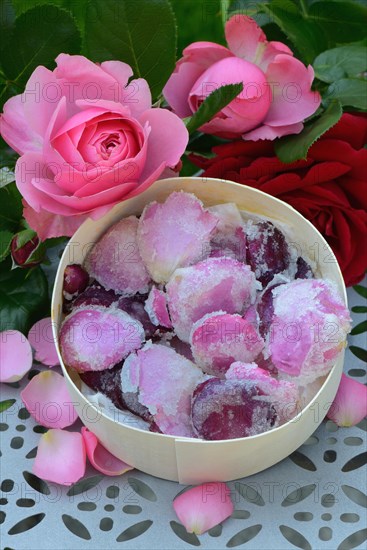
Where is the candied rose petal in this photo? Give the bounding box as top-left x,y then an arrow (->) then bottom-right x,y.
80,362 -> 126,410
269,279 -> 351,382
33,429 -> 86,486
226,362 -> 299,423
190,312 -> 264,376
295,256 -> 314,279
71,284 -> 118,309
118,294 -> 159,339
63,264 -> 89,300
0,330 -> 33,383
121,343 -> 204,436
81,427 -> 133,476
191,377 -> 276,440
21,371 -> 78,428
86,216 -> 151,296
60,306 -> 144,372
173,482 -> 234,535
327,374 -> 367,427
144,287 -> 172,328
28,317 -> 59,367
167,257 -> 258,342
208,203 -> 246,262
137,191 -> 218,283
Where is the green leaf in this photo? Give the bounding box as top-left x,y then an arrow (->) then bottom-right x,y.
314,44 -> 367,84
0,230 -> 13,261
221,0 -> 230,25
185,82 -> 243,134
1,5 -> 81,90
0,0 -> 16,55
85,0 -> 176,99
308,1 -> 367,45
262,0 -> 327,63
354,285 -> 367,299
0,258 -> 49,333
12,0 -> 88,36
0,398 -> 16,413
275,100 -> 342,163
351,321 -> 367,336
352,306 -> 367,314
325,79 -> 367,110
13,229 -> 37,250
0,183 -> 23,232
349,346 -> 367,363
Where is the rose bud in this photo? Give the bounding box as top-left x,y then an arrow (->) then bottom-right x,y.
10,231 -> 41,268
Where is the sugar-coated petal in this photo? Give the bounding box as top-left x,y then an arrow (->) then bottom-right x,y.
81,427 -> 133,475
0,330 -> 33,383
63,264 -> 89,300
173,482 -> 234,535
33,429 -> 86,485
269,279 -> 351,383
327,374 -> 367,427
60,306 -> 144,372
226,362 -> 299,423
21,371 -> 78,428
144,287 -> 172,328
121,343 -> 205,436
28,318 -> 59,366
137,191 -> 218,283
208,203 -> 246,262
167,257 -> 258,342
190,312 -> 264,376
86,216 -> 150,296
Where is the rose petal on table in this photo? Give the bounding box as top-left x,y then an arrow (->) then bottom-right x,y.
81,427 -> 133,476
173,482 -> 234,535
28,317 -> 59,366
327,374 -> 367,427
33,429 -> 86,485
21,371 -> 78,428
0,330 -> 33,383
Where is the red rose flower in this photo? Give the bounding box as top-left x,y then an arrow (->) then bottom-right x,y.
191,113 -> 367,286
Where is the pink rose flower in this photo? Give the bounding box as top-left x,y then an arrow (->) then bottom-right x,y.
0,54 -> 188,239
163,15 -> 321,140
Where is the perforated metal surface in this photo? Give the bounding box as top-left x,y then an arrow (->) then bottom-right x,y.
1,285 -> 366,550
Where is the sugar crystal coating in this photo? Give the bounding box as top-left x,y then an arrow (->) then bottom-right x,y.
137,191 -> 218,283
190,312 -> 264,376
121,343 -> 205,437
167,257 -> 258,342
144,287 -> 172,328
208,203 -> 246,262
63,264 -> 89,300
80,362 -> 125,410
60,306 -> 144,372
191,377 -> 277,440
269,279 -> 351,382
86,216 -> 150,295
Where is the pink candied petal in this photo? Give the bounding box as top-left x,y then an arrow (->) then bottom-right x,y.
137,191 -> 218,283
327,374 -> 367,427
86,216 -> 151,296
28,317 -> 59,366
208,203 -> 247,262
21,371 -> 78,428
33,429 -> 86,486
22,201 -> 88,240
81,427 -> 133,475
190,312 -> 264,376
225,15 -> 267,63
242,122 -> 303,141
263,55 -> 321,126
167,257 -> 258,342
0,330 -> 33,383
173,482 -> 234,535
121,343 -> 204,437
59,306 -> 144,372
269,279 -> 351,383
144,287 -> 172,328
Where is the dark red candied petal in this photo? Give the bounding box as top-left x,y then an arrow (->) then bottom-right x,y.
256,285 -> 280,339
191,378 -> 276,440
63,264 -> 89,296
117,295 -> 162,340
80,362 -> 125,410
121,390 -> 153,423
72,284 -> 118,308
246,221 -> 290,286
295,256 -> 313,279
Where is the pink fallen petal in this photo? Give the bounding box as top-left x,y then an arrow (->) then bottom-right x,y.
81,427 -> 133,476
144,287 -> 172,328
327,374 -> 367,427
21,371 -> 78,428
0,330 -> 33,383
33,429 -> 86,485
28,317 -> 59,366
173,482 -> 234,535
